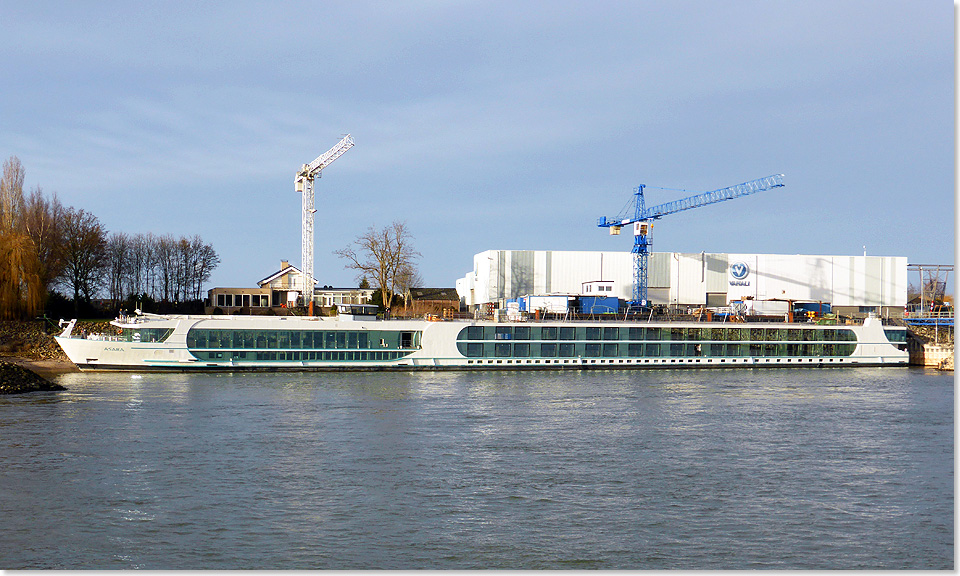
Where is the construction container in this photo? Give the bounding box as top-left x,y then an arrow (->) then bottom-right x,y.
579,296 -> 620,314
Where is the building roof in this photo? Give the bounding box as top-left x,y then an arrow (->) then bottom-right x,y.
257,264 -> 312,288
314,286 -> 376,293
408,287 -> 459,301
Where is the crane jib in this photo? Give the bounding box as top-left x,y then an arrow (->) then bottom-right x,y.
597,173 -> 784,306
644,173 -> 784,220
597,174 -> 783,226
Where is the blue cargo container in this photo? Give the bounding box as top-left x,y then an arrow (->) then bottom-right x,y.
579,296 -> 619,314
794,301 -> 831,314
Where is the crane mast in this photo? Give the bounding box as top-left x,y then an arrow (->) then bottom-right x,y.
598,174 -> 784,308
295,134 -> 354,311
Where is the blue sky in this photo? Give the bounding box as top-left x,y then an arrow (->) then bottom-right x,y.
2,1 -> 954,291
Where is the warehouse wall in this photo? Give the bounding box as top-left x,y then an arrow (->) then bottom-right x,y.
457,250 -> 907,310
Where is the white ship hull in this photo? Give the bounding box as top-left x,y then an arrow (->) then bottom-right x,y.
54,311 -> 909,372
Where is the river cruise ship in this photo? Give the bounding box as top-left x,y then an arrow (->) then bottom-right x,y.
54,305 -> 909,372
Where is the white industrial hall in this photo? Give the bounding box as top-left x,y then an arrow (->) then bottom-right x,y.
456,250 -> 908,318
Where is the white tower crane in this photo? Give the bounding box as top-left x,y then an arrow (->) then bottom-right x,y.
294,134 -> 354,312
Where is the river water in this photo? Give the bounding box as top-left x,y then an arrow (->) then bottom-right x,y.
0,366 -> 953,569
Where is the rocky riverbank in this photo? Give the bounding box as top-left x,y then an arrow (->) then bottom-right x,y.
0,320 -> 83,392
0,360 -> 67,394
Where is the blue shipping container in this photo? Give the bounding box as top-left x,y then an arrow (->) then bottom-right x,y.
580,296 -> 619,314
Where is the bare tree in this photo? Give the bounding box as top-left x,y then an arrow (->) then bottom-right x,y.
334,220 -> 420,314
105,232 -> 130,305
58,207 -> 107,315
153,234 -> 176,302
126,233 -> 151,298
0,157 -> 25,234
397,264 -> 424,312
23,186 -> 65,292
192,237 -> 220,301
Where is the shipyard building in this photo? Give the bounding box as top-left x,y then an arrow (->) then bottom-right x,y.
456,250 -> 907,318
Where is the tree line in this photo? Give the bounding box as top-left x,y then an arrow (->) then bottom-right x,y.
0,156 -> 219,319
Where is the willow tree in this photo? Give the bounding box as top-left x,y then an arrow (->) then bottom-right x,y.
0,156 -> 44,319
334,221 -> 420,314
0,232 -> 43,319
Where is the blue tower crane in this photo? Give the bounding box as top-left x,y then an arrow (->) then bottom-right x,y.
598,174 -> 785,308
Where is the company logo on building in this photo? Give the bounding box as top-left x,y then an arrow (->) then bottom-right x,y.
729,262 -> 750,286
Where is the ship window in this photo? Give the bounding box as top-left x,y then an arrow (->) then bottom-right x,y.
645,343 -> 661,356
513,326 -> 531,340
585,343 -> 601,357
628,343 -> 643,357
495,343 -> 511,357
585,327 -> 601,341
400,332 -> 414,349
559,343 -> 576,357
884,330 -> 906,343
602,343 -> 618,357
629,327 -> 644,341
465,343 -> 483,357
603,327 -> 619,340
336,332 -> 346,348
559,327 -> 577,340
645,327 -> 661,340
541,327 -> 558,340
540,343 -> 557,357
466,326 -> 485,340
514,343 -> 530,357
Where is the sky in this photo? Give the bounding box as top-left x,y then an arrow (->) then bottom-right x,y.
1,0 -> 954,293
